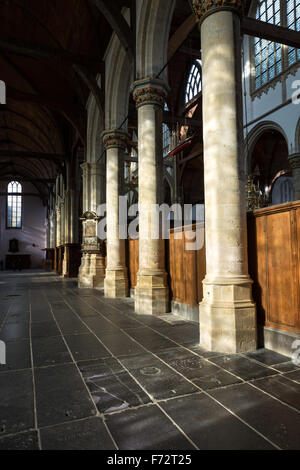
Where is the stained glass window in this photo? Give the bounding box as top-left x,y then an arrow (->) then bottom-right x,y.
7,181 -> 22,229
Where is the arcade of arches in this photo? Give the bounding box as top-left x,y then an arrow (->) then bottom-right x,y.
0,0 -> 300,451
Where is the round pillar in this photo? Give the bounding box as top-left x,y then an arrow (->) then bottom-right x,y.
193,0 -> 256,352
131,78 -> 169,315
103,129 -> 129,298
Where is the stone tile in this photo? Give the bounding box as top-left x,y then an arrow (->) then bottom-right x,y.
31,321 -> 60,338
272,362 -> 300,373
106,314 -> 142,330
252,375 -> 300,411
84,316 -> 120,334
0,431 -> 39,450
0,339 -> 31,372
31,304 -> 53,323
53,316 -> 90,336
106,404 -> 195,450
187,345 -> 224,359
119,353 -> 199,400
131,315 -> 169,328
5,311 -> 30,324
127,327 -> 177,352
154,323 -> 199,345
210,354 -> 277,381
32,336 -> 72,368
64,333 -> 111,362
157,348 -> 241,390
244,349 -> 289,366
0,322 -> 29,341
209,383 -> 300,450
84,298 -> 121,317
79,357 -> 151,414
70,306 -> 99,319
160,394 -> 275,450
284,369 -> 300,383
40,417 -> 116,450
35,363 -> 96,428
98,332 -> 145,357
0,370 -> 34,436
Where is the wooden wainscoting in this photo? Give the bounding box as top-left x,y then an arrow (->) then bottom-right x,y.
128,238 -> 139,289
168,223 -> 206,307
248,201 -> 300,334
127,225 -> 206,307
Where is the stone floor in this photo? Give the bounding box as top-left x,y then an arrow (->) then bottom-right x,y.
0,271 -> 299,450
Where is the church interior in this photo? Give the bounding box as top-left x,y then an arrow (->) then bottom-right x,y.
0,0 -> 300,451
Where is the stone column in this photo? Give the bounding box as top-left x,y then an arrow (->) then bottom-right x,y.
78,162 -> 106,288
78,163 -> 91,284
102,130 -> 129,298
193,0 -> 256,353
288,153 -> 300,201
56,204 -> 61,248
78,211 -> 106,288
49,211 -> 56,250
63,189 -> 81,278
88,163 -> 106,286
131,78 -> 169,315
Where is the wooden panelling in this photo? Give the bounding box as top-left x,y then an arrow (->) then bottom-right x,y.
248,201 -> 300,334
169,223 -> 206,307
127,224 -> 206,307
128,238 -> 139,289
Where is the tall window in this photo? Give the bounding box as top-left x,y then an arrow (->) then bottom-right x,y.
163,103 -> 171,157
253,0 -> 300,91
287,0 -> 300,66
185,60 -> 202,104
7,181 -> 22,229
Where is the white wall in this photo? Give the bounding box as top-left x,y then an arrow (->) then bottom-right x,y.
242,24 -> 300,166
0,181 -> 47,269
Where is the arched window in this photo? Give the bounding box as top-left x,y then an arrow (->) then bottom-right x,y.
185,60 -> 202,104
7,181 -> 22,229
163,103 -> 171,157
253,0 -> 300,91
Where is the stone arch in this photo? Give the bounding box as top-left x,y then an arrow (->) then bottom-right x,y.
244,121 -> 289,174
136,0 -> 175,80
105,10 -> 133,131
87,94 -> 103,164
164,169 -> 174,204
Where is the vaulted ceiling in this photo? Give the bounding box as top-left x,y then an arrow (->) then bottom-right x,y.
0,0 -> 253,201
0,0 -> 115,196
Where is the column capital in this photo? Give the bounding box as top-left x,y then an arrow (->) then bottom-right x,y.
288,153 -> 300,169
102,129 -> 130,150
192,0 -> 243,24
80,161 -> 90,176
131,78 -> 170,109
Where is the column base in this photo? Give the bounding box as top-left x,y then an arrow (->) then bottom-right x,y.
104,268 -> 128,298
134,271 -> 169,316
199,277 -> 257,353
78,253 -> 105,289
